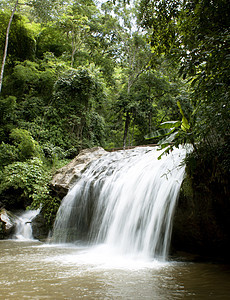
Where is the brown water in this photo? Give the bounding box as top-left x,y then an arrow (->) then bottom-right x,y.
0,240 -> 230,299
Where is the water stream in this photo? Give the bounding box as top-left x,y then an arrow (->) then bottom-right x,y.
13,209 -> 40,241
52,146 -> 189,261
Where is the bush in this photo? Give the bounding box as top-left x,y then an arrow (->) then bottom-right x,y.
0,142 -> 19,168
10,128 -> 40,160
0,158 -> 50,208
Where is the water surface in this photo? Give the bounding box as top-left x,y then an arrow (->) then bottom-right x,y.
0,240 -> 230,299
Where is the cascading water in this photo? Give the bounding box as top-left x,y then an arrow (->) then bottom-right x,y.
51,146 -> 189,261
13,209 -> 40,241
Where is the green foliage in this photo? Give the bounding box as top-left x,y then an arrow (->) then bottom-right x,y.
185,136 -> 230,198
145,101 -> 196,159
138,0 -> 181,54
0,158 -> 49,207
3,60 -> 40,97
139,0 -> 230,146
36,27 -> 70,58
0,95 -> 17,141
37,195 -> 61,228
87,111 -> 106,146
54,67 -> 98,105
41,142 -> 68,166
10,128 -> 40,160
0,0 -> 228,229
0,12 -> 35,67
0,156 -> 62,225
0,142 -> 19,168
0,95 -> 16,124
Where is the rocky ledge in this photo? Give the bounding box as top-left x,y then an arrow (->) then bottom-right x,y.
51,147 -> 108,197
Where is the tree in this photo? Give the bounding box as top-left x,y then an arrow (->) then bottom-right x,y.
138,0 -> 230,145
0,0 -> 60,93
52,66 -> 106,148
138,0 -> 230,199
0,0 -> 18,93
57,1 -> 92,67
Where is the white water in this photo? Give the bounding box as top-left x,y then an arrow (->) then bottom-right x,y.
51,146 -> 190,261
13,209 -> 40,241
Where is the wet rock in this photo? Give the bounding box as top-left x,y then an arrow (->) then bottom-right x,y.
0,208 -> 17,238
0,218 -> 6,239
171,176 -> 230,262
31,213 -> 49,241
51,147 -> 107,198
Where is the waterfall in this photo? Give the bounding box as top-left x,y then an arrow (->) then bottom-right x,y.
51,146 -> 189,260
13,209 -> 40,241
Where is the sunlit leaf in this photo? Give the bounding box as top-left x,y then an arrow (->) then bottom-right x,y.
158,131 -> 179,145
144,128 -> 175,140
159,121 -> 181,128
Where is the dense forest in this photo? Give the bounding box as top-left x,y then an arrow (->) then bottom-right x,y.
0,0 -> 229,227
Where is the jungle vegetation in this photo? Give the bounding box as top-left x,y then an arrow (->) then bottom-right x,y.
0,0 -> 229,225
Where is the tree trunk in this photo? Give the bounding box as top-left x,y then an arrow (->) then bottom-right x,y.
0,0 -> 18,94
123,112 -> 130,149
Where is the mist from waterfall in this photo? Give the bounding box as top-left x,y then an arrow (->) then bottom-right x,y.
51,146 -> 189,261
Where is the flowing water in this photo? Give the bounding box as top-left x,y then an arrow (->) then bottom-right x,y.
52,146 -> 189,261
0,240 -> 230,299
13,209 -> 40,241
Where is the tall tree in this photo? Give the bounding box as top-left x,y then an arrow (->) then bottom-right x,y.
0,0 -> 18,93
138,0 -> 230,144
0,0 -> 60,93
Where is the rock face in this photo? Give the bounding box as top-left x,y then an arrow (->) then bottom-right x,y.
51,147 -> 108,198
171,176 -> 230,262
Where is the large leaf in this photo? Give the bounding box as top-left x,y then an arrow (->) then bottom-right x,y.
144,128 -> 175,140
159,120 -> 181,129
177,101 -> 190,132
158,131 -> 179,145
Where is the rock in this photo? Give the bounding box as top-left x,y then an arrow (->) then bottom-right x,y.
31,213 -> 49,241
0,218 -> 6,239
51,147 -> 108,198
0,208 -> 17,238
171,176 -> 230,262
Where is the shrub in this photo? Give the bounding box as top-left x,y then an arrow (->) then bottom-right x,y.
0,158 -> 50,208
10,128 -> 40,160
0,142 -> 19,168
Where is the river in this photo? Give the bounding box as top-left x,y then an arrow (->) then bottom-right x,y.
1,240 -> 230,299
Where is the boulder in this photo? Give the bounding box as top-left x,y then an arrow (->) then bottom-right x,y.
51,147 -> 108,198
0,208 -> 17,238
31,213 -> 49,241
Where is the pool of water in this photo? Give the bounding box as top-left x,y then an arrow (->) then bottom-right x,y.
0,240 -> 230,299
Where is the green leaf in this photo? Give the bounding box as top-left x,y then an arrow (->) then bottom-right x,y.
181,116 -> 190,132
177,101 -> 190,132
159,121 -> 181,129
144,128 -> 175,140
158,131 -> 179,145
